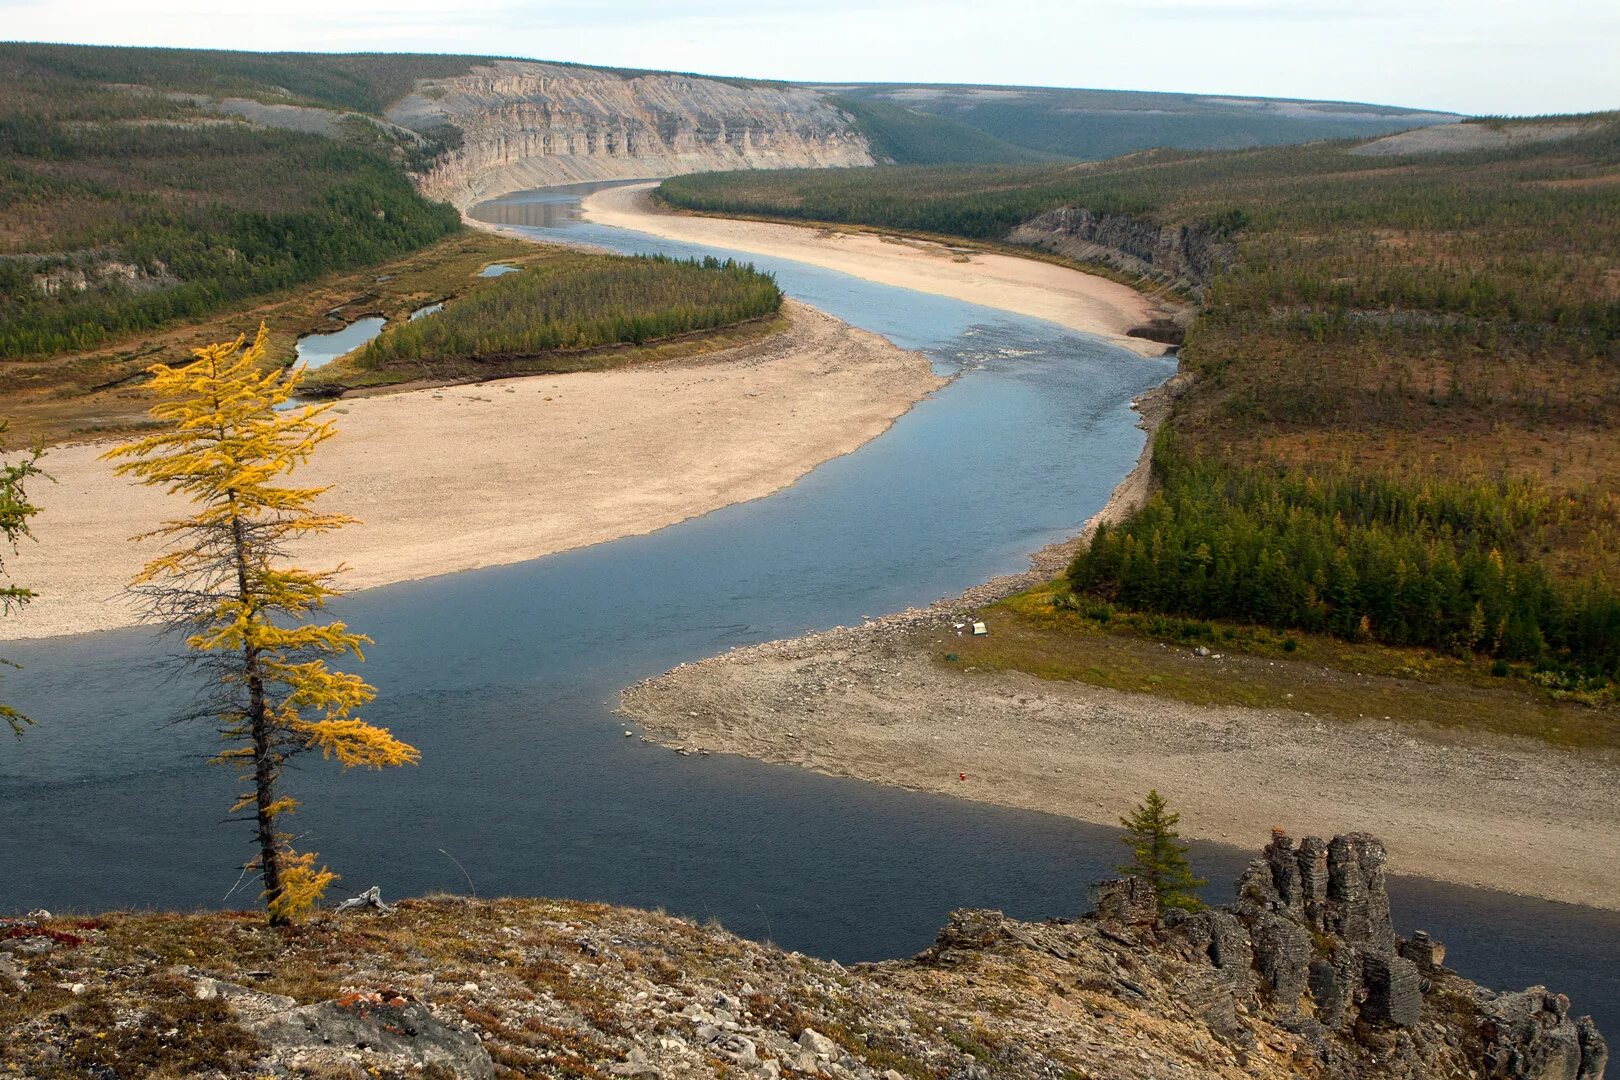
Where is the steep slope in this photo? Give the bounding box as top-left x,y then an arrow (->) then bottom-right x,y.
391,60 -> 874,210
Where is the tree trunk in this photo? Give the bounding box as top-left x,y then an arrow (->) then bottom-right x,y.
230,508 -> 284,925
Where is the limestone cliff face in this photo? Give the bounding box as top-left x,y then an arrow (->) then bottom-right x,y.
389,60 -> 874,210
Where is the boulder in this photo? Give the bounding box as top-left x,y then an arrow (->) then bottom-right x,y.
1360,952 -> 1421,1027
253,991 -> 493,1079
1093,876 -> 1158,929
1479,989 -> 1607,1080
1248,912 -> 1313,1006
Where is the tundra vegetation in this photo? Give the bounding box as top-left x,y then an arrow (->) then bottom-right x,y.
662,116 -> 1620,695
105,328 -> 418,923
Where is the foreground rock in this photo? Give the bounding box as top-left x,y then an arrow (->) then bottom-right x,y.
0,832 -> 1603,1078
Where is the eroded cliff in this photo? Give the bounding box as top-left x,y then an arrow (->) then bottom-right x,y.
390,60 -> 874,210
1008,204 -> 1234,297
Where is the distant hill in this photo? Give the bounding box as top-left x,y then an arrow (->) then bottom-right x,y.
824,83 -> 1459,161
829,95 -> 1061,165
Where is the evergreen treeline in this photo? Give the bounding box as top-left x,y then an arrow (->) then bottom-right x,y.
360,254 -> 781,366
0,48 -> 463,360
1069,437 -> 1620,681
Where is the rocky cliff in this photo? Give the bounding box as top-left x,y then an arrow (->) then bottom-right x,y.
1008,204 -> 1233,297
389,60 -> 874,211
0,832 -> 1602,1079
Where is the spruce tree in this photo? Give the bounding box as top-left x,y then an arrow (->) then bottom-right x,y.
1117,790 -> 1206,912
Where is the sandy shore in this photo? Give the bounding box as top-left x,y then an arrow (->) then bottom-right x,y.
581,184 -> 1178,358
2,302 -> 942,640
620,377 -> 1620,912
621,630 -> 1620,911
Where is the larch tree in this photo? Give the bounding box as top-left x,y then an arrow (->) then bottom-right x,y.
1117,789 -> 1206,912
105,325 -> 418,925
0,425 -> 44,736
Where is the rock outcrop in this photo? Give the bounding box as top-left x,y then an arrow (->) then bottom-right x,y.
389,60 -> 874,210
1140,830 -> 1609,1079
1008,204 -> 1233,295
0,831 -> 1603,1079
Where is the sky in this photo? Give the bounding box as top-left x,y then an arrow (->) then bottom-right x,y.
3,0 -> 1618,116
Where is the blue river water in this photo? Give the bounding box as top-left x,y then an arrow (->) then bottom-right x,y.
2,181 -> 1614,1029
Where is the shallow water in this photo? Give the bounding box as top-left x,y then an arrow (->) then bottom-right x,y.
294,315 -> 386,370
2,182 -> 1614,1030
478,262 -> 518,277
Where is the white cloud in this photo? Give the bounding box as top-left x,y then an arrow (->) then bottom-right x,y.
2,0 -> 1616,114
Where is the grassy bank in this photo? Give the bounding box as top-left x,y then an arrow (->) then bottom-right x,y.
660,116 -> 1620,696
934,583 -> 1616,749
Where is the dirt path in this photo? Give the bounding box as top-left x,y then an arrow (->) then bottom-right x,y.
621,381 -> 1620,912
580,184 -> 1180,357
2,302 -> 942,640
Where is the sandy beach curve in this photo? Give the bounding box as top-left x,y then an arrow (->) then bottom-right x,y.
2,302 -> 943,640
579,183 -> 1176,358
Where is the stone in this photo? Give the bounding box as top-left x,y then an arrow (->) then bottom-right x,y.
1093,877 -> 1158,929
1325,834 -> 1395,950
1296,836 -> 1330,929
1480,988 -> 1607,1080
1264,831 -> 1305,917
194,977 -> 297,1023
927,909 -> 1010,954
1308,957 -> 1348,1029
253,993 -> 494,1079
799,1027 -> 839,1058
708,1032 -> 759,1064
1248,912 -> 1313,1007
1398,930 -> 1446,973
609,1047 -> 664,1078
1578,1016 -> 1609,1080
1360,952 -> 1421,1028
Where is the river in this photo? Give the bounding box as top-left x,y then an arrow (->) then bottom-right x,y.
2,181 -> 1614,1029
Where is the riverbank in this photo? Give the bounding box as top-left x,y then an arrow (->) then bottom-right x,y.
579,183 -> 1182,358
618,380 -> 1620,913
0,301 -> 942,640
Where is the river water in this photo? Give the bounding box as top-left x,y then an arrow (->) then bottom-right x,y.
2,181 -> 1614,1029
